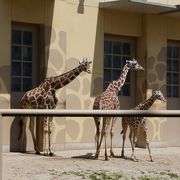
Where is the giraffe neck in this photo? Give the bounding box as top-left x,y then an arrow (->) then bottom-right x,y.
46,65 -> 83,90
111,64 -> 129,93
139,95 -> 157,110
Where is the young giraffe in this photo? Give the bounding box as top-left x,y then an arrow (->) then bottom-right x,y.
19,58 -> 92,155
120,90 -> 166,162
94,58 -> 144,160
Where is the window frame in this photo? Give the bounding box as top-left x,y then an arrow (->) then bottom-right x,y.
103,35 -> 136,96
167,41 -> 180,98
11,24 -> 38,93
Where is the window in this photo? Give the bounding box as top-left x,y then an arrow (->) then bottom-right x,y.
104,35 -> 135,96
11,30 -> 33,92
167,42 -> 180,98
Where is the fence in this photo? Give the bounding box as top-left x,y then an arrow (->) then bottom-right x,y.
1,109 -> 180,117
1,109 -> 180,178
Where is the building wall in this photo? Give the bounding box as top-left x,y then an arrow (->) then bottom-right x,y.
0,0 -> 11,151
148,0 -> 179,5
0,0 -> 180,151
0,0 -> 51,151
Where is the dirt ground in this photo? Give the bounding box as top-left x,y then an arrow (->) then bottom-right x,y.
2,147 -> 180,180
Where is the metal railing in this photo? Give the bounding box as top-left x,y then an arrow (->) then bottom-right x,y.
1,109 -> 180,117
1,109 -> 180,179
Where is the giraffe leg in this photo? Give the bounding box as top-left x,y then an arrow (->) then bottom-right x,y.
43,117 -> 49,156
94,127 -> 103,159
129,128 -> 133,154
48,117 -> 54,156
104,117 -> 111,161
94,117 -> 101,158
120,120 -> 128,158
104,132 -> 109,161
129,126 -> 136,161
109,117 -> 116,157
94,117 -> 106,160
109,130 -> 114,157
131,130 -> 138,162
143,125 -> 153,162
18,116 -> 28,152
29,117 -> 40,154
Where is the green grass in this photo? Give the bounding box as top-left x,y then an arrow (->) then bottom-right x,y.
88,170 -> 123,180
47,169 -> 180,180
159,170 -> 179,179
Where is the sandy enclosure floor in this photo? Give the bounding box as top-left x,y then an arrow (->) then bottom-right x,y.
2,147 -> 180,180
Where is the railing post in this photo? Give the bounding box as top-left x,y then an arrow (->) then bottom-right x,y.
0,114 -> 2,180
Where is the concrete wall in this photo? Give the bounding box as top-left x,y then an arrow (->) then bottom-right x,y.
0,0 -> 11,151
1,0 -> 180,152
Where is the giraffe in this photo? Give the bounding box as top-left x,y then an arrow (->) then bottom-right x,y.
120,90 -> 166,162
18,58 -> 92,156
94,58 -> 144,160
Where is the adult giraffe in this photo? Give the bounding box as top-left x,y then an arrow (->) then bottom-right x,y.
93,58 -> 144,160
19,58 -> 92,156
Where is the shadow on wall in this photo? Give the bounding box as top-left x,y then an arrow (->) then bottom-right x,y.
147,46 -> 166,94
44,0 -> 56,78
10,116 -> 27,152
77,0 -> 85,14
10,0 -> 56,152
0,65 -> 11,94
136,46 -> 167,148
44,30 -> 67,78
91,9 -> 104,97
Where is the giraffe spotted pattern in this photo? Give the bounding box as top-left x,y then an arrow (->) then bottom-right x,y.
93,58 -> 144,161
18,58 -> 92,156
120,90 -> 166,162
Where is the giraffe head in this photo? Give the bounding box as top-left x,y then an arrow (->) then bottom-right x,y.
79,58 -> 92,73
153,90 -> 166,102
126,58 -> 144,70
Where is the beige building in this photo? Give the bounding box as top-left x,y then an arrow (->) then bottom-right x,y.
0,0 -> 180,152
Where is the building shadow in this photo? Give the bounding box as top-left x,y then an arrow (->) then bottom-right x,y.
72,153 -> 94,160
10,0 -> 55,152
77,0 -> 85,14
0,65 -> 11,94
90,8 -> 104,97
10,116 -> 26,152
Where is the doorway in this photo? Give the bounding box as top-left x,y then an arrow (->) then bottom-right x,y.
11,23 -> 39,107
10,23 -> 42,152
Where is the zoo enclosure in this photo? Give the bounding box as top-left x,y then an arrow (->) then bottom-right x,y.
1,109 -> 180,117
1,109 -> 180,178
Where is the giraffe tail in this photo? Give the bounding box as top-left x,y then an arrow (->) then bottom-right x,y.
94,133 -> 98,147
18,117 -> 23,140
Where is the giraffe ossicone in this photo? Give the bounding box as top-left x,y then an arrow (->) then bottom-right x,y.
120,90 -> 166,162
18,58 -> 92,156
93,58 -> 144,161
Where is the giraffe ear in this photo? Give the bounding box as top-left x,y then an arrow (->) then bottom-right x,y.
79,58 -> 92,65
132,58 -> 137,62
79,58 -> 85,64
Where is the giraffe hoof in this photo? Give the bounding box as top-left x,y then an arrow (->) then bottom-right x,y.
120,155 -> 125,159
94,152 -> 100,160
35,151 -> 41,155
109,155 -> 114,158
43,152 -> 48,156
94,154 -> 99,160
105,157 -> 109,161
49,152 -> 55,156
109,152 -> 115,158
132,158 -> 138,162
